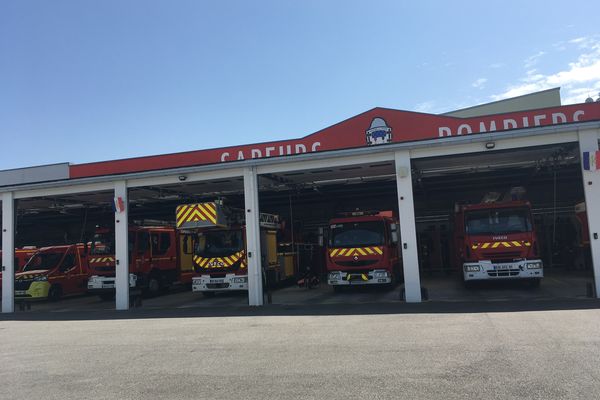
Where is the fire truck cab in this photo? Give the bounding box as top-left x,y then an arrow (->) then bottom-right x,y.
14,244 -> 89,301
87,225 -> 194,299
326,210 -> 401,288
175,201 -> 281,295
454,199 -> 543,286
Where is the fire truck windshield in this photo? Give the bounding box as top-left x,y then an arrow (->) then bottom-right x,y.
22,252 -> 63,272
196,230 -> 243,257
330,221 -> 385,247
465,208 -> 532,235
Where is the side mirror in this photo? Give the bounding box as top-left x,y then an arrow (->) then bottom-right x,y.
390,223 -> 399,244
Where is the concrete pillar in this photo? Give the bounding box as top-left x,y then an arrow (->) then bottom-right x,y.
1,192 -> 15,313
114,181 -> 130,310
395,150 -> 422,302
243,167 -> 263,306
578,129 -> 600,297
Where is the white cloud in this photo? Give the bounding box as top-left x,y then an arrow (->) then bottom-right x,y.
491,36 -> 600,104
489,62 -> 505,69
414,101 -> 436,113
471,78 -> 487,89
524,51 -> 546,69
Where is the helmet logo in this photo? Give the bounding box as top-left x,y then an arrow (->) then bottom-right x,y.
366,117 -> 392,146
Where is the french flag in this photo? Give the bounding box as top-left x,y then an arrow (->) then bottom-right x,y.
113,197 -> 126,213
583,151 -> 600,171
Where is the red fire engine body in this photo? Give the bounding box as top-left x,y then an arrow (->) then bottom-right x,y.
87,225 -> 194,298
326,211 -> 401,288
454,200 -> 543,285
0,247 -> 37,293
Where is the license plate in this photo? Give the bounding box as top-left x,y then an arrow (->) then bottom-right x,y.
209,279 -> 224,284
494,264 -> 511,270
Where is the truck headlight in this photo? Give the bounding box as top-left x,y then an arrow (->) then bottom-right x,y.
232,277 -> 247,283
527,262 -> 543,269
329,272 -> 341,280
464,265 -> 480,272
33,276 -> 48,282
374,271 -> 389,278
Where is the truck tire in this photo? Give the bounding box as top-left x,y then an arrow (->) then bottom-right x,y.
144,276 -> 161,297
48,285 -> 62,301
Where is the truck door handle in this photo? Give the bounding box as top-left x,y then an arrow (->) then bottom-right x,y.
594,233 -> 598,240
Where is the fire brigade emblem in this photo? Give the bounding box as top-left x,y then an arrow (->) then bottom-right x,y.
366,118 -> 392,146
353,255 -> 359,261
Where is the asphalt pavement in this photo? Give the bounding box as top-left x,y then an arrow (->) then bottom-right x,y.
1,300 -> 600,400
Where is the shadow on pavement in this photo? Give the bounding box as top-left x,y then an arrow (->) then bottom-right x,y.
1,297 -> 599,322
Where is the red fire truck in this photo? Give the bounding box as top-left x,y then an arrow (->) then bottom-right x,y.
454,199 -> 543,286
175,201 -> 283,295
0,247 -> 37,293
326,210 -> 401,289
86,225 -> 194,299
14,244 -> 89,301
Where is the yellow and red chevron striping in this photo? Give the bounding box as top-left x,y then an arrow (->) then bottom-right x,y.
176,202 -> 217,228
471,241 -> 531,250
193,250 -> 246,269
89,257 -> 115,263
329,246 -> 383,257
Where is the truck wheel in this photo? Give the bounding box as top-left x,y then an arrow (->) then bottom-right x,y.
145,277 -> 161,297
202,292 -> 216,298
48,285 -> 62,301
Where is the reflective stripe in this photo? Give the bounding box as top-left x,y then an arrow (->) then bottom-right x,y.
329,247 -> 384,257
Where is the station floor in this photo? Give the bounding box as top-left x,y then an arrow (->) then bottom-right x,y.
2,270 -> 595,314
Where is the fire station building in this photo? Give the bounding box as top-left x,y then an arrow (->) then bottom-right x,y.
1,88 -> 600,312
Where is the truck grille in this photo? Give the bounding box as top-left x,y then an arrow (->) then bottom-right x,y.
487,269 -> 521,277
335,260 -> 378,267
206,283 -> 230,289
92,266 -> 114,272
14,280 -> 33,291
481,251 -> 522,261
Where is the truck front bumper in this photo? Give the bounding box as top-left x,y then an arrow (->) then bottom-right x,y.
87,274 -> 138,292
192,274 -> 248,292
463,259 -> 543,281
328,269 -> 392,286
15,281 -> 50,300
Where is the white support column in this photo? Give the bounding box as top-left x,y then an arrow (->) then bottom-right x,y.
579,129 -> 600,297
395,150 -> 422,302
114,180 -> 130,310
2,192 -> 15,313
243,166 -> 263,306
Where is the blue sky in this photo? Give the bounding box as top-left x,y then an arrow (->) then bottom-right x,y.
1,0 -> 600,170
